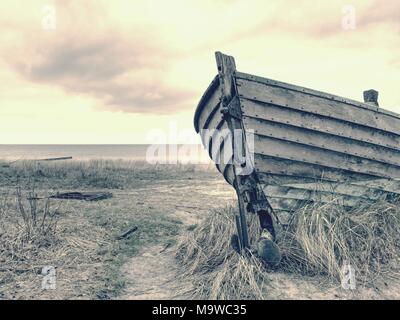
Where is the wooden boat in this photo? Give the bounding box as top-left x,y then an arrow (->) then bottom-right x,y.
194,52 -> 400,263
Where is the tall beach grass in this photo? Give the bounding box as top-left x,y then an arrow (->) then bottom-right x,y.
175,199 -> 400,299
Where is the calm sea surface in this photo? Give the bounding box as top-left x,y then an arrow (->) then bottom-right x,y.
0,144 -> 210,163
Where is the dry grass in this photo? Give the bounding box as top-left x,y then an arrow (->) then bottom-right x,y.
0,188 -> 110,299
0,159 -> 215,189
175,205 -> 270,299
175,199 -> 400,299
0,189 -> 59,274
280,199 -> 400,283
0,159 -> 198,300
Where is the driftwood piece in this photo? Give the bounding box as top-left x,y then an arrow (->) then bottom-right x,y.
116,226 -> 138,240
50,192 -> 113,201
36,156 -> 73,161
1,156 -> 72,167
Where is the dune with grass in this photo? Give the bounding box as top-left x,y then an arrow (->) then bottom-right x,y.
1,159 -> 399,300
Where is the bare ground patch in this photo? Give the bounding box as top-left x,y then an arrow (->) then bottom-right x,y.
118,179 -> 236,300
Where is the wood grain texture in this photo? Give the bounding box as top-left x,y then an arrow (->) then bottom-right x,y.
241,99 -> 400,151
237,78 -> 400,136
243,116 -> 400,166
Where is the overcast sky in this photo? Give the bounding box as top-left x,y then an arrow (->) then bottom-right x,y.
1,0 -> 399,144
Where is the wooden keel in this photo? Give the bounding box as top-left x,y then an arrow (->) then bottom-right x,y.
214,51 -> 280,261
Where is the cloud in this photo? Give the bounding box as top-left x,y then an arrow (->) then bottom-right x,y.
308,0 -> 400,37
225,0 -> 399,41
25,37 -> 134,81
2,0 -> 398,115
3,1 -> 196,114
11,33 -> 195,113
360,0 -> 400,27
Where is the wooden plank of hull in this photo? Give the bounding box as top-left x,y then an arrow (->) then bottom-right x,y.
197,88 -> 221,132
253,135 -> 400,179
236,72 -> 400,119
197,97 -> 236,185
196,89 -> 229,161
236,73 -> 373,111
237,78 -> 400,136
215,141 -> 236,185
279,181 -> 390,198
241,99 -> 400,152
351,179 -> 400,195
211,123 -> 231,159
254,154 -> 380,182
267,195 -> 355,212
218,165 -> 396,195
210,126 -> 248,186
267,197 -> 313,212
199,106 -> 223,145
257,172 -> 324,185
264,185 -> 383,203
263,180 -> 399,224
243,116 -> 400,167
208,121 -> 230,160
203,107 -> 224,133
215,156 -> 236,185
198,100 -> 224,155
209,125 -> 231,169
224,163 -> 235,185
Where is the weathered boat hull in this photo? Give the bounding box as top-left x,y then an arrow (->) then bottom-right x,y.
194,53 -> 400,228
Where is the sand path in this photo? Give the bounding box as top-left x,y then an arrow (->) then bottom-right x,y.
119,178 -> 235,300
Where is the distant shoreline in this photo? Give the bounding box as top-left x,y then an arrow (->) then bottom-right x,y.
0,144 -> 209,162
